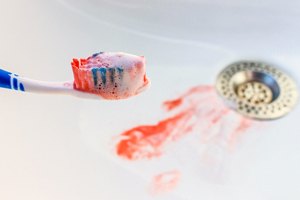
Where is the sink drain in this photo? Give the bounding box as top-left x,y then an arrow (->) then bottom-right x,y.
236,81 -> 273,105
216,61 -> 298,120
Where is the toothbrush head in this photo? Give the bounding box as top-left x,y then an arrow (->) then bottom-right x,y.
71,52 -> 150,100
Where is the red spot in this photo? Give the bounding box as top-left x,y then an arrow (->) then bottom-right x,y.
135,61 -> 144,69
80,58 -> 87,65
163,98 -> 183,111
72,58 -> 79,67
116,110 -> 193,160
211,109 -> 230,124
186,85 -> 214,94
150,170 -> 181,195
235,118 -> 252,133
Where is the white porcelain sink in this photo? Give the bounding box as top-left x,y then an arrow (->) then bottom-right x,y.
0,1 -> 300,200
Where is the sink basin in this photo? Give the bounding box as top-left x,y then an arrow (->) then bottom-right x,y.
0,0 -> 299,200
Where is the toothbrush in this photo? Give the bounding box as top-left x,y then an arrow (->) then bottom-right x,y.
0,52 -> 150,100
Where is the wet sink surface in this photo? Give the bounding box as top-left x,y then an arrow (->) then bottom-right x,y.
0,1 -> 300,200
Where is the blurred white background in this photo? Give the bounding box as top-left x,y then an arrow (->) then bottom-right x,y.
0,0 -> 300,199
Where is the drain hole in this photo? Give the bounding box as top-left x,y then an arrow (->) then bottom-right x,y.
230,71 -> 280,106
216,61 -> 298,120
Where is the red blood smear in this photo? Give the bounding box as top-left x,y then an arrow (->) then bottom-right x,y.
115,85 -> 255,160
228,117 -> 253,148
116,111 -> 193,160
163,98 -> 183,111
150,170 -> 181,195
211,109 -> 230,124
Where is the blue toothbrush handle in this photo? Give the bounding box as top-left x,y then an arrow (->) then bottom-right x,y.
0,68 -> 99,99
0,68 -> 25,91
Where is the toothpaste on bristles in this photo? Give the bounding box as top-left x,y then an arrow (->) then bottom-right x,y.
71,52 -> 150,100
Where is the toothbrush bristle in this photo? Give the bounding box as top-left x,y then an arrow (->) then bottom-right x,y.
71,52 -> 150,100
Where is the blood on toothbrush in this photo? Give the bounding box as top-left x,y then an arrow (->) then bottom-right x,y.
115,85 -> 254,160
71,52 -> 150,100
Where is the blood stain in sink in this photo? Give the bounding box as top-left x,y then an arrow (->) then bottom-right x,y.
116,110 -> 194,160
149,170 -> 181,195
114,85 -> 257,194
115,85 -> 254,160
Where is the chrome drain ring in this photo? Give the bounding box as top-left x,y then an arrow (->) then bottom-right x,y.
216,61 -> 298,120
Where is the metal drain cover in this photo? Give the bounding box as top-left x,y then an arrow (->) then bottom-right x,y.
216,61 -> 299,120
